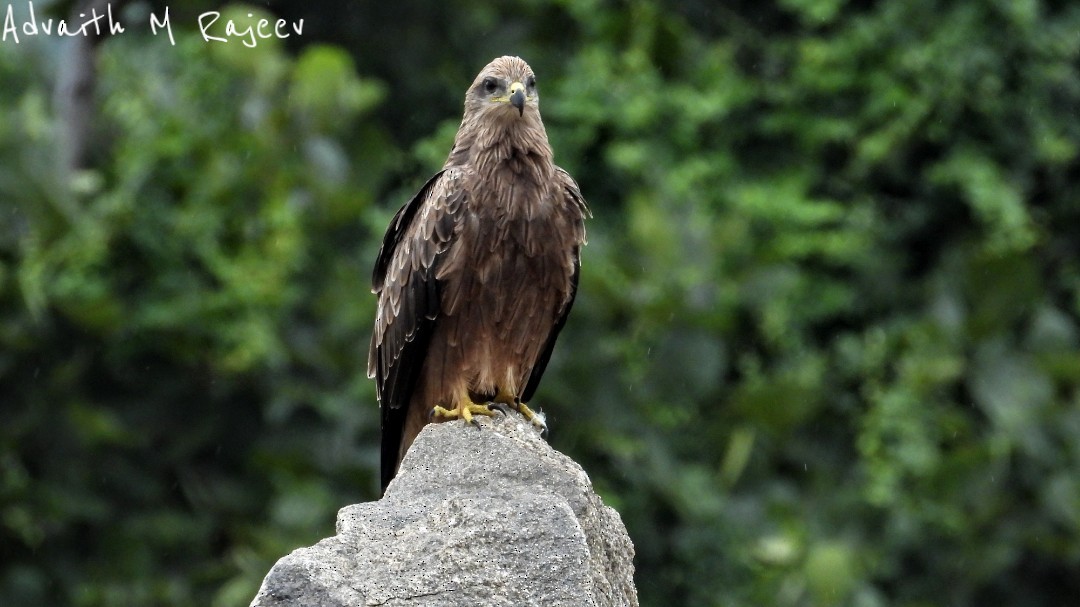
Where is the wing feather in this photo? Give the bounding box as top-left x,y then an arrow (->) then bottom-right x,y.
521,167 -> 590,403
369,169 -> 465,491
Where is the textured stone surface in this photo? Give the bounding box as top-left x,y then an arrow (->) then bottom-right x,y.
251,411 -> 639,607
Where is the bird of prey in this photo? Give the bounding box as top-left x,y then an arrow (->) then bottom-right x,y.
368,56 -> 589,493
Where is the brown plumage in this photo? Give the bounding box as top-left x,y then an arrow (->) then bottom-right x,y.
368,56 -> 589,492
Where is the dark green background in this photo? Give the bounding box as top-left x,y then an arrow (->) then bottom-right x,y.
2,0 -> 1079,605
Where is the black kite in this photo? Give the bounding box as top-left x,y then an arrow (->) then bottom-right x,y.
368,56 -> 589,492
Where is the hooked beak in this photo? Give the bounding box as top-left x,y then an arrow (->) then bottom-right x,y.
508,81 -> 526,116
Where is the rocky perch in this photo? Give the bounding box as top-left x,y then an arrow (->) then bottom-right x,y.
250,411 -> 639,607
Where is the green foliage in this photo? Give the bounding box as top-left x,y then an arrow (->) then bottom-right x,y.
3,1 -> 1080,606
2,26 -> 389,606
539,2 -> 1080,605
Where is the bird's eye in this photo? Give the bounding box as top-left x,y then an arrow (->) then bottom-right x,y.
482,77 -> 499,95
526,75 -> 536,90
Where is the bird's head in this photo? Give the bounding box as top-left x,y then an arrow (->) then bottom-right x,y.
465,56 -> 539,121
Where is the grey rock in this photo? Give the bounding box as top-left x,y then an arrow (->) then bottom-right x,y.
251,411 -> 639,607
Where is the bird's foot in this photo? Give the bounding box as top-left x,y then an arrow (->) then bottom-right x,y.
516,401 -> 548,435
431,401 -> 496,427
490,398 -> 548,435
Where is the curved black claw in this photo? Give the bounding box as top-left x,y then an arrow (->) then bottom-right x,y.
486,402 -> 513,417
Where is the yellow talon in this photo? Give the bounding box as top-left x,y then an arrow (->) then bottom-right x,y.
514,401 -> 536,420
490,392 -> 548,434
515,401 -> 548,434
431,390 -> 547,434
431,402 -> 496,426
